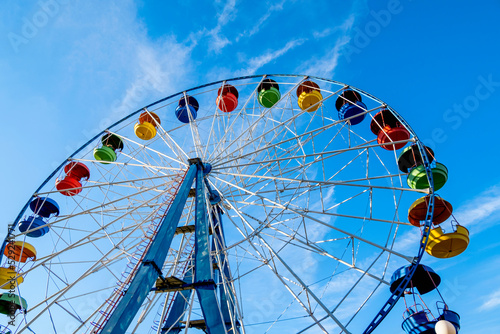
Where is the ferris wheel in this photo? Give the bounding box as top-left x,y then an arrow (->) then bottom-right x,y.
0,74 -> 468,333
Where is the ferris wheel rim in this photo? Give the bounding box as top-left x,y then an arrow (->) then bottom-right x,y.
2,74 -> 435,334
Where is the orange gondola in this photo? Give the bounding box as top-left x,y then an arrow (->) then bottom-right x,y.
3,241 -> 36,262
408,196 -> 453,227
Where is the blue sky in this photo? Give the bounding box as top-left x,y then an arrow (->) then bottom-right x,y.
1,0 -> 500,332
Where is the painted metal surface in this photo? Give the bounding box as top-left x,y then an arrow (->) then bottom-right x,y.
161,266 -> 194,333
194,163 -> 226,334
99,164 -> 197,334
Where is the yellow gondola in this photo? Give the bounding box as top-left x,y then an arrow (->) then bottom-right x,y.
425,225 -> 469,259
134,111 -> 161,140
0,266 -> 24,289
297,81 -> 322,112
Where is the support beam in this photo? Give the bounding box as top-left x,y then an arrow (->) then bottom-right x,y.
194,163 -> 226,334
98,164 -> 197,334
213,208 -> 241,334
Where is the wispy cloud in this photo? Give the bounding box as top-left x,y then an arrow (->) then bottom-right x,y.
183,0 -> 237,53
215,0 -> 237,26
237,38 -> 306,76
112,37 -> 194,118
235,0 -> 287,42
297,15 -> 355,77
392,228 -> 421,255
206,0 -> 237,52
312,14 -> 355,39
454,185 -> 500,233
297,35 -> 350,77
48,0 -> 195,143
313,28 -> 335,39
480,288 -> 500,311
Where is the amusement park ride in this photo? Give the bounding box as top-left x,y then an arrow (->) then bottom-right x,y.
0,75 -> 468,333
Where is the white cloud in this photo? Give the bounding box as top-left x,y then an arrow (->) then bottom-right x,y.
300,35 -> 350,77
215,0 -> 238,27
54,1 -> 195,124
297,15 -> 355,77
112,36 -> 194,118
453,185 -> 500,233
237,38 -> 306,76
313,28 -> 334,39
183,0 -> 237,53
391,228 -> 421,255
312,15 -> 355,39
480,288 -> 500,311
11,0 -> 199,150
235,0 -> 286,42
206,0 -> 237,52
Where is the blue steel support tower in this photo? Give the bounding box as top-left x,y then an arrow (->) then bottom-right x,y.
99,158 -> 239,334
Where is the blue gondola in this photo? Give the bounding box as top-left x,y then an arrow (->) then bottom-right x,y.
29,197 -> 59,218
19,197 -> 59,237
176,95 -> 199,123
